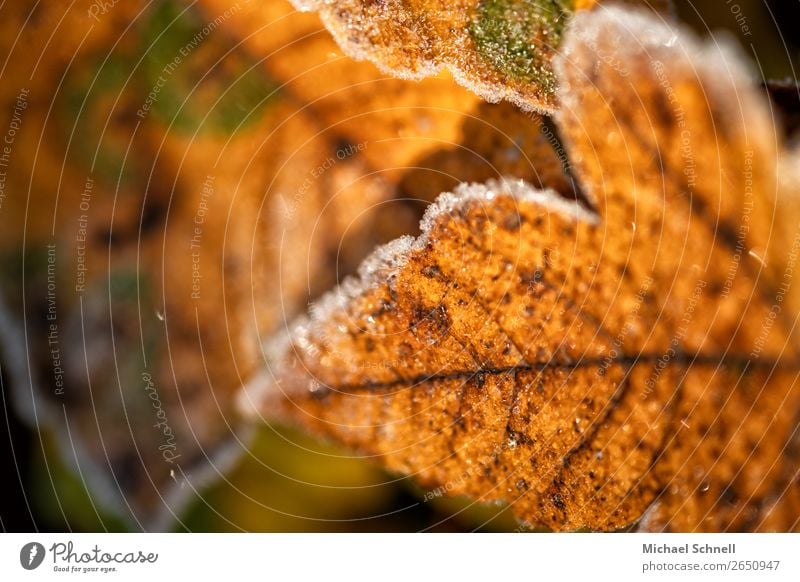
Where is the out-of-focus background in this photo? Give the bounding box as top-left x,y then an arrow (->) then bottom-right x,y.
0,0 -> 798,532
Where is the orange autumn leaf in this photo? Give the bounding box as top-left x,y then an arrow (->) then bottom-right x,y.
242,7 -> 800,532
287,0 -> 671,112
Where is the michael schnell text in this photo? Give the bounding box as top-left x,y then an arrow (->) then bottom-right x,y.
643,543 -> 736,555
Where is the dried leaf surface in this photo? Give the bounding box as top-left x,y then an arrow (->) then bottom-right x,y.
243,8 -> 800,531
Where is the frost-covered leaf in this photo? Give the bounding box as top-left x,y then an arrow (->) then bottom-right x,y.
0,0 -> 570,528
287,0 -> 671,112
242,7 -> 800,532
